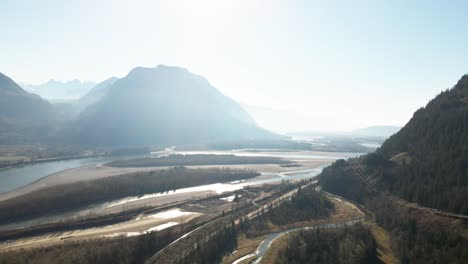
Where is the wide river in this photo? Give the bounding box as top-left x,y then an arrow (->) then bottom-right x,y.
0,156 -> 137,193
0,150 -> 363,194
0,150 -> 365,230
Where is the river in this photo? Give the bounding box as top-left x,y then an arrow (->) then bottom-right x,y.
0,150 -> 362,194
0,156 -> 138,193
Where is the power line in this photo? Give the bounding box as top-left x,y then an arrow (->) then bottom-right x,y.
348,159 -> 468,219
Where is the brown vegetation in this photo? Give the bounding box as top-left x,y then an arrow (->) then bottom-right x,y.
0,167 -> 259,224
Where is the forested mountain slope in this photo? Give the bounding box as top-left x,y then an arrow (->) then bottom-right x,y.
323,75 -> 468,213
319,75 -> 468,263
374,75 -> 468,213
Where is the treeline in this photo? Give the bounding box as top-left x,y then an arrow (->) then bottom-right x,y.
363,151 -> 468,214
0,226 -> 182,264
190,139 -> 373,153
368,198 -> 468,264
0,167 -> 259,224
266,186 -> 333,226
177,222 -> 237,264
369,75 -> 468,214
319,160 -> 468,263
275,224 -> 378,264
0,144 -> 85,161
107,154 -> 290,167
319,159 -> 373,204
239,187 -> 333,237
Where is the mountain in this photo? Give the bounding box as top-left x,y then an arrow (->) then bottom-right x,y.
0,72 -> 56,144
21,79 -> 96,100
65,65 -> 277,146
321,74 -> 468,214
319,75 -> 468,263
352,125 -> 401,138
374,75 -> 468,213
73,77 -> 118,115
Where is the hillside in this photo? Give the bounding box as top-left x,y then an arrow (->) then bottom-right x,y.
65,65 -> 277,146
322,75 -> 468,214
0,73 -> 56,144
374,75 -> 468,213
318,75 -> 468,263
68,77 -> 119,116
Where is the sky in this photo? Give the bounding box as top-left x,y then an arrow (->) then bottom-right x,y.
1,0 -> 468,132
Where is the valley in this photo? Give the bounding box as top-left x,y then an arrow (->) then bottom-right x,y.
0,150 -> 358,258
1,9 -> 467,262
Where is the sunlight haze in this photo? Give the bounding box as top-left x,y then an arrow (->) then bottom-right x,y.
1,0 -> 468,131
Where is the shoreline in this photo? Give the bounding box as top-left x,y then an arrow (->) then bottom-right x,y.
0,150 -> 356,202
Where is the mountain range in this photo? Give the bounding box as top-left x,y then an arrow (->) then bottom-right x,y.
1,66 -> 276,146
21,79 -> 96,100
64,65 -> 276,146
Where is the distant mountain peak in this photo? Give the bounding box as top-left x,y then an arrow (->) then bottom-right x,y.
127,65 -> 190,78
66,65 -> 275,146
22,79 -> 97,100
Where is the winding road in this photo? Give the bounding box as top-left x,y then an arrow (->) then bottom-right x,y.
231,191 -> 365,264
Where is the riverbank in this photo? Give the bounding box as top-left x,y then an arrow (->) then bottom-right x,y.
0,150 -> 350,201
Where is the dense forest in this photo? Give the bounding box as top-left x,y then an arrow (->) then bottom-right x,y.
239,187 -> 333,237
363,75 -> 468,213
107,154 -> 290,167
0,225 -> 183,264
368,198 -> 468,264
275,224 -> 378,264
266,186 -> 333,226
319,161 -> 468,263
0,167 -> 258,224
317,75 -> 468,263
177,223 -> 237,264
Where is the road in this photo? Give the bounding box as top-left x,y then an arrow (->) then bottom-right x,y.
145,181 -> 319,264
231,192 -> 365,264
240,180 -> 318,223
249,219 -> 363,264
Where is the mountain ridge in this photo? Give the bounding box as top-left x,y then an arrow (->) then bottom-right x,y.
64,65 -> 276,146
21,79 -> 96,100
0,72 -> 57,144
321,74 -> 468,214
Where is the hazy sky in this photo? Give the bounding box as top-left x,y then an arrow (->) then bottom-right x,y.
1,0 -> 468,131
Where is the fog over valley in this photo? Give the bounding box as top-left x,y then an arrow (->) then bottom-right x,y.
0,1 -> 467,264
